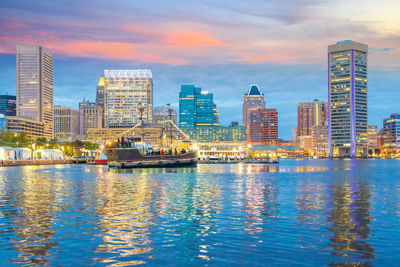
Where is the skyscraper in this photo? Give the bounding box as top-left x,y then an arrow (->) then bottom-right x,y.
179,85 -> 218,127
104,69 -> 153,128
243,85 -> 265,128
96,76 -> 105,107
0,95 -> 16,116
328,40 -> 368,157
297,100 -> 328,137
54,106 -> 79,140
247,107 -> 278,146
16,45 -> 54,138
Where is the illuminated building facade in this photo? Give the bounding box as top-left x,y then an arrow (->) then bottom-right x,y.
243,85 -> 265,128
181,122 -> 246,142
16,45 -> 54,138
247,107 -> 278,146
179,85 -> 219,127
104,69 -> 153,128
0,95 -> 16,116
54,106 -> 79,140
96,76 -> 105,127
79,100 -> 103,138
6,116 -> 47,139
297,100 -> 327,137
380,113 -> 400,149
367,125 -> 378,150
328,40 -> 368,157
312,125 -> 329,157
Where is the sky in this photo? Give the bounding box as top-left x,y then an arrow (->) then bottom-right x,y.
0,0 -> 399,139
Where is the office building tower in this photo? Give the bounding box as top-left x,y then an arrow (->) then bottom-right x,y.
54,106 -> 79,140
243,85 -> 265,128
297,100 -> 328,137
247,107 -> 278,146
0,95 -> 16,116
153,106 -> 177,126
16,45 -> 54,138
380,113 -> 400,149
104,69 -> 152,128
367,125 -> 378,150
79,100 -> 103,138
179,85 -> 219,127
96,76 -> 105,107
328,40 -> 368,157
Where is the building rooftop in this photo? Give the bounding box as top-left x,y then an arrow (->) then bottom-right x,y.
104,69 -> 152,78
246,85 -> 263,96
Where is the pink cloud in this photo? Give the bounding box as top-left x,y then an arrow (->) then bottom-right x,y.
165,30 -> 227,47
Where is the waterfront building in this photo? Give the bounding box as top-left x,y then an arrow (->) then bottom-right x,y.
297,100 -> 327,137
243,85 -> 265,128
247,107 -> 278,146
328,40 -> 368,157
79,100 -> 103,138
180,122 -> 246,142
297,135 -> 313,154
153,106 -> 177,126
86,127 -> 163,147
179,85 -> 219,127
6,116 -> 46,139
16,45 -> 54,139
0,95 -> 16,116
104,69 -> 153,128
54,106 -> 79,140
197,141 -> 246,161
312,125 -> 329,157
380,113 -> 400,150
367,125 -> 378,150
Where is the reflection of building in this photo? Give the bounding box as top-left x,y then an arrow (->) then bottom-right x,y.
367,125 -> 378,150
247,108 -> 278,146
179,85 -> 219,127
181,122 -> 246,142
104,69 -> 153,128
6,116 -> 47,139
54,106 -> 79,140
16,45 -> 54,138
79,100 -> 103,138
87,127 -> 163,146
0,95 -> 16,116
328,40 -> 368,157
243,85 -> 265,129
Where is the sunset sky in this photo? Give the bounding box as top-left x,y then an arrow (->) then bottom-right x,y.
0,0 -> 399,138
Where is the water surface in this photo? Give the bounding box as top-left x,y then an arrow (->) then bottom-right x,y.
0,159 -> 399,266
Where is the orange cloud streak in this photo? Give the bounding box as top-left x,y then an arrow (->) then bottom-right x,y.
166,30 -> 227,47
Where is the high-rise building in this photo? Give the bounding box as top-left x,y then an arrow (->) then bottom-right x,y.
367,125 -> 378,150
96,76 -> 105,107
79,101 -> 103,138
380,113 -> 400,149
312,125 -> 329,157
179,85 -> 218,127
247,107 -> 278,146
243,85 -> 265,128
16,45 -> 54,138
328,40 -> 368,157
54,106 -> 79,140
104,69 -> 153,128
0,95 -> 16,116
297,100 -> 328,137
153,106 -> 177,126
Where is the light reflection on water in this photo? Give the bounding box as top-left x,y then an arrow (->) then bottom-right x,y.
0,160 -> 398,265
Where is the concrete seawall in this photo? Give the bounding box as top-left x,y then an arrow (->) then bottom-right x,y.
0,159 -> 73,167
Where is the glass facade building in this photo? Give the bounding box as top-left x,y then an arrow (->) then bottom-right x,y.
247,107 -> 279,146
179,85 -> 218,127
328,40 -> 368,157
380,113 -> 400,148
0,95 -> 16,116
104,70 -> 153,128
16,45 -> 54,139
181,123 -> 246,142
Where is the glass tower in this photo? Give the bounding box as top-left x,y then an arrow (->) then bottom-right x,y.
0,95 -> 16,116
328,40 -> 368,157
16,45 -> 54,139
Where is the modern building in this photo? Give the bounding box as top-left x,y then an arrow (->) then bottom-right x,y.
54,106 -> 79,140
312,125 -> 329,157
181,122 -> 246,142
79,100 -> 103,138
367,125 -> 378,150
6,116 -> 46,139
153,106 -> 177,126
96,76 -> 105,108
179,85 -> 219,127
16,45 -> 54,139
104,69 -> 153,128
243,85 -> 265,128
0,114 -> 6,130
0,95 -> 16,116
380,113 -> 400,149
297,100 -> 328,137
247,107 -> 278,146
328,40 -> 368,157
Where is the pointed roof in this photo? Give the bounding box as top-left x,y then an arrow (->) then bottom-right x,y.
246,85 -> 263,96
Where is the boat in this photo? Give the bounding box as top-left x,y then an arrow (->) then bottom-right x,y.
94,152 -> 108,165
104,138 -> 197,169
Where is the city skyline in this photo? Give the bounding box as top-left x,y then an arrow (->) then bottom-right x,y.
0,1 -> 399,139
